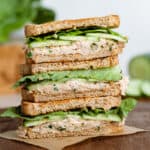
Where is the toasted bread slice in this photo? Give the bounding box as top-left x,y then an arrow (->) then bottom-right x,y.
18,120 -> 123,139
25,15 -> 120,37
21,55 -> 118,75
22,81 -> 121,102
21,96 -> 121,116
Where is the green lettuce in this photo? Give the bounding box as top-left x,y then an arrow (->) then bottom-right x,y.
14,66 -> 122,87
0,98 -> 137,127
14,66 -> 122,88
27,27 -> 127,46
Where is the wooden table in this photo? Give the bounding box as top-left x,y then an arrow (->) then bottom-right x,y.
0,99 -> 150,150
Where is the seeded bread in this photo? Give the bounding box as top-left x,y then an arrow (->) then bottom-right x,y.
21,55 -> 118,75
21,96 -> 121,116
25,15 -> 120,37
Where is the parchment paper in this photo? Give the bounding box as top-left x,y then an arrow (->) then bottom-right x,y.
0,126 -> 145,150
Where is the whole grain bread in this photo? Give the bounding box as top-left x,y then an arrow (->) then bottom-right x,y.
21,81 -> 121,102
21,96 -> 121,116
25,15 -> 120,37
18,121 -> 124,139
21,55 -> 118,75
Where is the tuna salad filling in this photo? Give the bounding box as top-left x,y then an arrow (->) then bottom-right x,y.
25,77 -> 127,96
26,79 -> 118,93
19,118 -> 124,136
26,39 -> 123,58
0,98 -> 136,127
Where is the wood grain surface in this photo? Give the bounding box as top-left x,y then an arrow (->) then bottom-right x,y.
0,99 -> 150,150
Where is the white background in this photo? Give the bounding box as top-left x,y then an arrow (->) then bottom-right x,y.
43,0 -> 150,74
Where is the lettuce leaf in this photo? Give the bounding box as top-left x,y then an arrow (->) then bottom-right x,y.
119,97 -> 137,118
27,27 -> 127,44
0,98 -> 137,127
14,66 -> 122,88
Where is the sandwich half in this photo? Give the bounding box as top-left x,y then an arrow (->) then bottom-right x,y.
25,15 -> 127,64
0,98 -> 136,138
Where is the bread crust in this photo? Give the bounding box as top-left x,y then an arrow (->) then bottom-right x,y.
18,121 -> 124,139
25,15 -> 120,37
21,96 -> 121,116
21,55 -> 118,75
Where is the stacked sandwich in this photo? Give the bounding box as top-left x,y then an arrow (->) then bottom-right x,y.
0,15 -> 136,138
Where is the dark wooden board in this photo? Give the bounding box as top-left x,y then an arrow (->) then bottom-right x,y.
0,100 -> 150,150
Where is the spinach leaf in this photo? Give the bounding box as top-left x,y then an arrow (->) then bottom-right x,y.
32,6 -> 55,24
0,0 -> 55,43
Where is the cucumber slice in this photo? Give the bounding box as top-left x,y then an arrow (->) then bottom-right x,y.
24,115 -> 66,127
24,119 -> 48,127
129,55 -> 150,80
86,33 -> 127,42
84,29 -> 108,33
29,40 -> 72,48
141,81 -> 150,96
82,114 -> 121,122
126,79 -> 142,97
59,35 -> 99,42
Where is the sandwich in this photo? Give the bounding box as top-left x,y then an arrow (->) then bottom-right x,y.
0,15 -> 136,139
1,98 -> 136,138
24,15 -> 126,67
